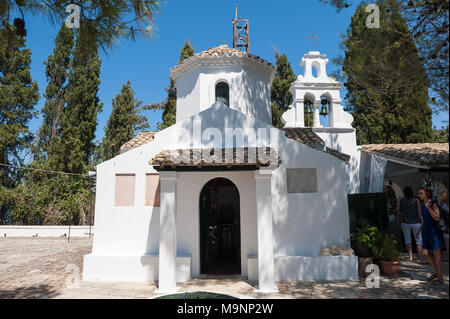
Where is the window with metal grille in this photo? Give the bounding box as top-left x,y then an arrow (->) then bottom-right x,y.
215,82 -> 229,106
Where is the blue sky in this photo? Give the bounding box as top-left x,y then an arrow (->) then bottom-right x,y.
22,0 -> 448,144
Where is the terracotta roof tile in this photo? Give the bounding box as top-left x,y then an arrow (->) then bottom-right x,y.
171,45 -> 275,79
283,128 -> 326,149
149,147 -> 280,168
283,128 -> 350,163
120,132 -> 156,153
196,45 -> 246,58
361,143 -> 449,167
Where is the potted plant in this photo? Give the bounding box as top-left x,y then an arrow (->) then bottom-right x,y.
372,233 -> 401,276
350,225 -> 379,258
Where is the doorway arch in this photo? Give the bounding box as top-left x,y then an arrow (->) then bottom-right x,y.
200,178 -> 241,274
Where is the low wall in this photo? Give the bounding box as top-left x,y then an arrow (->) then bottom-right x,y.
0,225 -> 94,237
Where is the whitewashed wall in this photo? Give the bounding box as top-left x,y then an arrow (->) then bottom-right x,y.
314,128 -> 361,194
175,66 -> 272,125
84,103 -> 354,282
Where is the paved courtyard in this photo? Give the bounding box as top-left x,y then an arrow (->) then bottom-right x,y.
0,237 -> 448,299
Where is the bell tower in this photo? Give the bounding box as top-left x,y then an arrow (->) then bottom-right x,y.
281,51 -> 354,129
281,51 -> 360,194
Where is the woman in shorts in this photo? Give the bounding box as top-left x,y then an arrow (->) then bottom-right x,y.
397,186 -> 425,263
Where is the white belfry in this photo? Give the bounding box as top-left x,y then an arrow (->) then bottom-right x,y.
281,51 -> 353,129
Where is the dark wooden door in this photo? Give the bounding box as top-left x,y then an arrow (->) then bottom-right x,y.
200,178 -> 241,274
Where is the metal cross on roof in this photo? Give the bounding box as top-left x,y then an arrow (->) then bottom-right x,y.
308,32 -> 319,50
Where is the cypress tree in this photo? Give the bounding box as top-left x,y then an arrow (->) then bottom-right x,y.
151,41 -> 194,130
0,25 -> 39,186
342,0 -> 433,144
270,53 -> 296,128
6,24 -> 93,226
159,78 -> 177,130
58,21 -> 103,174
37,25 -> 74,161
179,40 -> 195,64
0,24 -> 39,223
101,81 -> 150,161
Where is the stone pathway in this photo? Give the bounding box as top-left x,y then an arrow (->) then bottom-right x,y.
0,238 -> 448,299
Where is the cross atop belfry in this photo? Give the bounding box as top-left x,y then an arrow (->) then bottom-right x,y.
308,32 -> 319,50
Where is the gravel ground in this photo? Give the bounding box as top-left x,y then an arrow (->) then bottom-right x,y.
0,237 -> 448,299
0,237 -> 92,298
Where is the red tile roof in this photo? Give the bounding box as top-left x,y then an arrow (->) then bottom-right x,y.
120,132 -> 156,153
149,147 -> 280,168
361,143 -> 449,168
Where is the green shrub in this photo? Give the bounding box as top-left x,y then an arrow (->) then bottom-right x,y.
372,233 -> 401,262
350,225 -> 379,248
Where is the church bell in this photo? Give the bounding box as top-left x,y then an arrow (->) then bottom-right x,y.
304,100 -> 313,114
320,100 -> 329,116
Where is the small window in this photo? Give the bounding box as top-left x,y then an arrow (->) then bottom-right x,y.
145,174 -> 161,207
215,82 -> 229,106
115,174 -> 136,207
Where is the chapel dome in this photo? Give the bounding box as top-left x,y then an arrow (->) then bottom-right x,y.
170,44 -> 275,80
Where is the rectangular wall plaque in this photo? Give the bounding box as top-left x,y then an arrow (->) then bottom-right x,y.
287,168 -> 318,193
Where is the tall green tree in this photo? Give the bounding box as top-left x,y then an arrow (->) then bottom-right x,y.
56,21 -> 103,174
342,0 -> 433,144
0,0 -> 160,52
179,40 -> 195,64
37,24 -> 74,160
321,0 -> 449,113
0,24 -> 39,223
433,125 -> 449,143
148,40 -> 194,130
270,53 -> 296,128
5,23 -> 94,226
101,81 -> 150,161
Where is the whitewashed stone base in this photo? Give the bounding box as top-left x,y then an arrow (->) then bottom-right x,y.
83,254 -> 191,283
248,255 -> 358,281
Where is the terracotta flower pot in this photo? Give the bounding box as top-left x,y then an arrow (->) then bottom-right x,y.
352,242 -> 373,258
380,261 -> 399,276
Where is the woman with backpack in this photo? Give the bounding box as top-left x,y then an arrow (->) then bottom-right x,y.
396,186 -> 425,263
418,187 -> 446,285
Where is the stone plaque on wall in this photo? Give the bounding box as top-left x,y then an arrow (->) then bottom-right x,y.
287,168 -> 318,193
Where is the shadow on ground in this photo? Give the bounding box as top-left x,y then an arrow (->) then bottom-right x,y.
0,284 -> 60,299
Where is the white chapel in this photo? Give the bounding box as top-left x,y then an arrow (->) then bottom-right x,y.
83,45 -> 360,292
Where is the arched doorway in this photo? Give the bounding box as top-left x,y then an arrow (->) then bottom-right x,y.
200,178 -> 241,274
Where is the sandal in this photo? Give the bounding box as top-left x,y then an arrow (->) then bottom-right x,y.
427,274 -> 438,282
